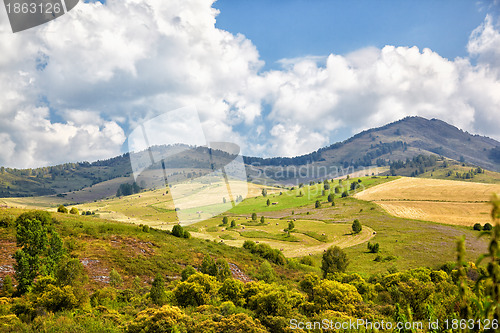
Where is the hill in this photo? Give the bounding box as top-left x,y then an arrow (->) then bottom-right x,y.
1,116 -> 500,198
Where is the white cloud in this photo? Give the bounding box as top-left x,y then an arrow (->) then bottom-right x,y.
1,1 -> 500,166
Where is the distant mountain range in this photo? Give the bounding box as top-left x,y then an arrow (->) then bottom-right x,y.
1,116 -> 499,198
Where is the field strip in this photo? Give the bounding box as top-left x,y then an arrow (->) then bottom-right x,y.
191,226 -> 375,257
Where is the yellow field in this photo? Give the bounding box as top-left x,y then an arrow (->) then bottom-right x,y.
355,177 -> 500,226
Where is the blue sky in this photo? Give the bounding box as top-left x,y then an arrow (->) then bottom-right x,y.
214,0 -> 486,69
1,0 -> 500,167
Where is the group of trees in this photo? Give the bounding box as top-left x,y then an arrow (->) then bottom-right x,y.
57,205 -> 79,215
116,182 -> 141,197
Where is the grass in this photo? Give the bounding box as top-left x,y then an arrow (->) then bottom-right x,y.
238,230 -> 300,242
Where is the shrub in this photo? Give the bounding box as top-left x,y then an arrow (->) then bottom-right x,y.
69,207 -> 79,215
327,194 -> 334,203
150,274 -> 168,306
181,266 -> 197,281
109,269 -> 123,288
483,222 -> 493,231
0,215 -> 14,228
256,261 -> 276,283
367,242 -> 380,253
322,246 -> 349,277
57,205 -> 68,213
341,190 -> 349,198
315,200 -> 321,208
473,223 -> 482,231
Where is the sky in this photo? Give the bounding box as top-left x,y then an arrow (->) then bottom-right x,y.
0,0 -> 500,168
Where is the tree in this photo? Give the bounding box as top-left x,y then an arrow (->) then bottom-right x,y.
230,220 -> 236,228
262,189 -> 267,197
321,246 -> 348,277
150,274 -> 167,306
222,216 -> 228,225
342,190 -> 349,198
315,200 -> 321,208
483,222 -> 493,231
251,213 -> 257,221
200,255 -> 217,277
266,199 -> 270,206
181,265 -> 197,281
0,275 -> 14,297
172,224 -> 186,238
109,269 -> 123,287
327,194 -> 334,203
57,205 -> 68,213
256,261 -> 276,283
260,216 -> 265,224
473,223 -> 482,231
14,211 -> 64,294
352,219 -> 362,234
69,207 -> 79,215
287,221 -> 295,231
55,258 -> 88,287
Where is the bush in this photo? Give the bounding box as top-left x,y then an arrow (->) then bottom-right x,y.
256,261 -> 276,283
57,205 -> 68,213
69,207 -> 79,215
473,223 -> 482,231
150,274 -> 168,306
181,265 -> 197,281
299,256 -> 314,267
367,242 -> 380,253
315,200 -> 321,208
322,246 -> 349,277
483,223 -> 493,231
0,215 -> 14,228
109,269 -> 123,288
341,190 -> 349,198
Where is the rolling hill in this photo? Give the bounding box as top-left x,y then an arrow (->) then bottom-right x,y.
1,116 -> 500,198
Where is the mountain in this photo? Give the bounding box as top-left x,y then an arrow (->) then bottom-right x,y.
1,116 -> 499,198
245,116 -> 500,177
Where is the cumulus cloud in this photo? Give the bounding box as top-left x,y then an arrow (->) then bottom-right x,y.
1,0 -> 500,166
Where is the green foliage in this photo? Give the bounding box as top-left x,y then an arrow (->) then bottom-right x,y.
266,199 -> 270,206
299,256 -> 314,267
222,216 -> 229,225
315,200 -> 321,208
127,305 -> 190,333
219,278 -> 245,307
0,215 -> 14,228
55,257 -> 88,287
150,274 -> 168,306
200,254 -> 218,277
57,205 -> 68,213
473,223 -> 482,231
256,261 -> 276,283
261,189 -> 267,197
352,219 -> 362,234
251,213 -> 257,221
327,193 -> 334,203
69,207 -> 79,215
14,211 -> 64,294
260,216 -> 265,224
322,246 -> 349,277
181,265 -> 197,281
109,269 -> 123,288
242,241 -> 286,265
0,276 -> 14,297
216,258 -> 232,282
367,242 -> 380,253
116,182 -> 141,197
172,224 -> 190,239
230,219 -> 236,228
341,190 -> 349,198
483,222 -> 493,231
173,273 -> 219,307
